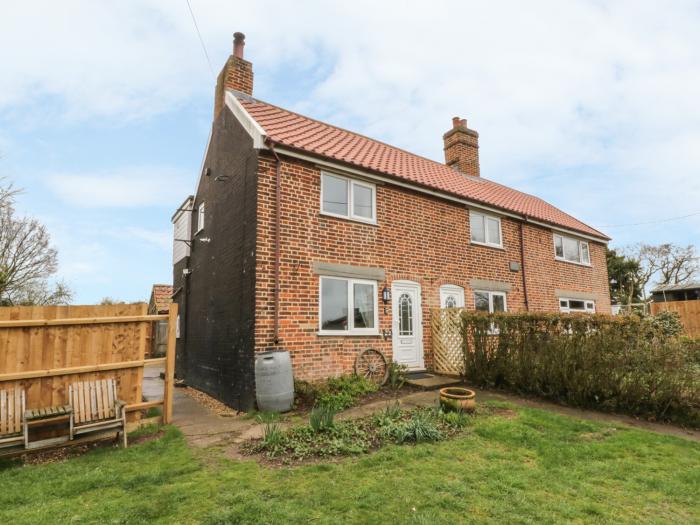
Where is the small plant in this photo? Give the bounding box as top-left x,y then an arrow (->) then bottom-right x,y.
373,401 -> 402,427
257,413 -> 283,452
387,362 -> 408,391
381,410 -> 443,444
309,403 -> 337,432
440,409 -> 472,429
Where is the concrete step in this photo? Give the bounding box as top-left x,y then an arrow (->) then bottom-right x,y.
405,373 -> 462,391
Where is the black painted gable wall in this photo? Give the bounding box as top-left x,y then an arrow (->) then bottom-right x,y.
173,107 -> 258,410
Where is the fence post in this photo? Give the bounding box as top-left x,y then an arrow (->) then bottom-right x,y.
163,303 -> 178,424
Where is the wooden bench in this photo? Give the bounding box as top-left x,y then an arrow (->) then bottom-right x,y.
69,378 -> 127,448
0,389 -> 26,449
24,405 -> 72,450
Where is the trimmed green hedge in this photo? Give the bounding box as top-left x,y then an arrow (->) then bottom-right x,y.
460,312 -> 700,427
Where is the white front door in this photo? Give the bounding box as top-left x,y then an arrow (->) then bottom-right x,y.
392,280 -> 424,370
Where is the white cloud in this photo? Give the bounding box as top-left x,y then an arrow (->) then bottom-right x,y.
3,0 -> 700,246
46,166 -> 189,207
120,227 -> 170,250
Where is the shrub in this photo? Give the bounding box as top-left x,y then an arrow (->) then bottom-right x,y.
646,310 -> 684,337
460,312 -> 700,427
309,404 -> 337,432
297,374 -> 379,411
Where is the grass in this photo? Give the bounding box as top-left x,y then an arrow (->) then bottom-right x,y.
1,404 -> 698,524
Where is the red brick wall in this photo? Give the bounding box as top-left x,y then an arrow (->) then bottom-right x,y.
255,154 -> 610,381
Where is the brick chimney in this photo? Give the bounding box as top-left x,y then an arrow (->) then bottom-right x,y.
443,117 -> 480,177
214,32 -> 254,118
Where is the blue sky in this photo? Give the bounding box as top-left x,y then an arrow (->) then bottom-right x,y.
1,1 -> 699,304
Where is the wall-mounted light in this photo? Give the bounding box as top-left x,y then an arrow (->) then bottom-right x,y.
382,286 -> 391,304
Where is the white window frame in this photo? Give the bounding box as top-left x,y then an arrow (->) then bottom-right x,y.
318,276 -> 379,336
553,233 -> 591,266
470,210 -> 503,248
320,172 -> 376,224
195,203 -> 205,234
559,298 -> 596,314
473,290 -> 508,313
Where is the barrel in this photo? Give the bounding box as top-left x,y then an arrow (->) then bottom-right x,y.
255,350 -> 294,412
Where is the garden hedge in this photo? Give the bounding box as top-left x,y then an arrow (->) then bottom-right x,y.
460,312 -> 700,427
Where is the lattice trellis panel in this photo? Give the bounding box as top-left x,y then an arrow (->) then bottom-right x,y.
431,308 -> 465,375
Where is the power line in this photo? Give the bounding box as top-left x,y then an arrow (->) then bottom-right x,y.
185,0 -> 215,78
601,211 -> 700,229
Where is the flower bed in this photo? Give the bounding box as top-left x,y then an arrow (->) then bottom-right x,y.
242,404 -> 477,464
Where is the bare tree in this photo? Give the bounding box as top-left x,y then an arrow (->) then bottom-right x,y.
0,179 -> 72,305
626,243 -> 699,300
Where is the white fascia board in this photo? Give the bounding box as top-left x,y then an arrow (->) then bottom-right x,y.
274,146 -> 608,244
224,91 -> 267,149
171,195 -> 194,223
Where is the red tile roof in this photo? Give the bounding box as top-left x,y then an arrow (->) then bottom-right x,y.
149,284 -> 173,314
236,93 -> 609,240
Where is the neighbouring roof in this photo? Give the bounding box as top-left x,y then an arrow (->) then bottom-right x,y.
651,282 -> 700,293
149,284 -> 173,314
233,92 -> 609,240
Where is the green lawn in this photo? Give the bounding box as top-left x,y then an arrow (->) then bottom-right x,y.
1,404 -> 698,524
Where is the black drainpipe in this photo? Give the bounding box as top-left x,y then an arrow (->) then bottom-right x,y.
519,219 -> 530,311
266,138 -> 282,345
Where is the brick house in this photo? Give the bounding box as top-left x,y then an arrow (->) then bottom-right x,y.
172,33 -> 611,410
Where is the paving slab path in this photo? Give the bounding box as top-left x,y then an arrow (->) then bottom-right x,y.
160,376 -> 698,450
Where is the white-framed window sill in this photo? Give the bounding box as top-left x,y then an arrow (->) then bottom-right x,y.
319,211 -> 378,226
317,331 -> 381,337
555,257 -> 592,268
470,240 -> 505,250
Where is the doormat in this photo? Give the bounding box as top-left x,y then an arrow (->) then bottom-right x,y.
407,372 -> 433,379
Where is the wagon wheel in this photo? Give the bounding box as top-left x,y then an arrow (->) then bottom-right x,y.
354,348 -> 389,386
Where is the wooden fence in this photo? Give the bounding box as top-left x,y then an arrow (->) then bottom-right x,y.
0,302 -> 177,427
431,308 -> 465,376
650,300 -> 700,337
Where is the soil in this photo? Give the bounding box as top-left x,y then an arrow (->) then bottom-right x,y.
8,429 -> 166,466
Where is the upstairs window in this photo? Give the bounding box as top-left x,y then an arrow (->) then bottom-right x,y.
554,234 -> 590,265
321,173 -> 376,224
195,203 -> 205,234
559,298 -> 595,314
470,211 -> 502,248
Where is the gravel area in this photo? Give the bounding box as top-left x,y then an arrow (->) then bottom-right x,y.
181,386 -> 240,417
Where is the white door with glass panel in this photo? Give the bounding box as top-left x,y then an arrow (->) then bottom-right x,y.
392,281 -> 424,369
440,285 -> 465,308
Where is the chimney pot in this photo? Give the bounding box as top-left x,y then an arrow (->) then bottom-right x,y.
233,32 -> 246,59
452,116 -> 461,129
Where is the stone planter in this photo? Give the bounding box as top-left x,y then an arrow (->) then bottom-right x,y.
439,387 -> 476,413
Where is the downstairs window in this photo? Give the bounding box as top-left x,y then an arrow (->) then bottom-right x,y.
559,298 -> 595,314
319,276 -> 378,335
